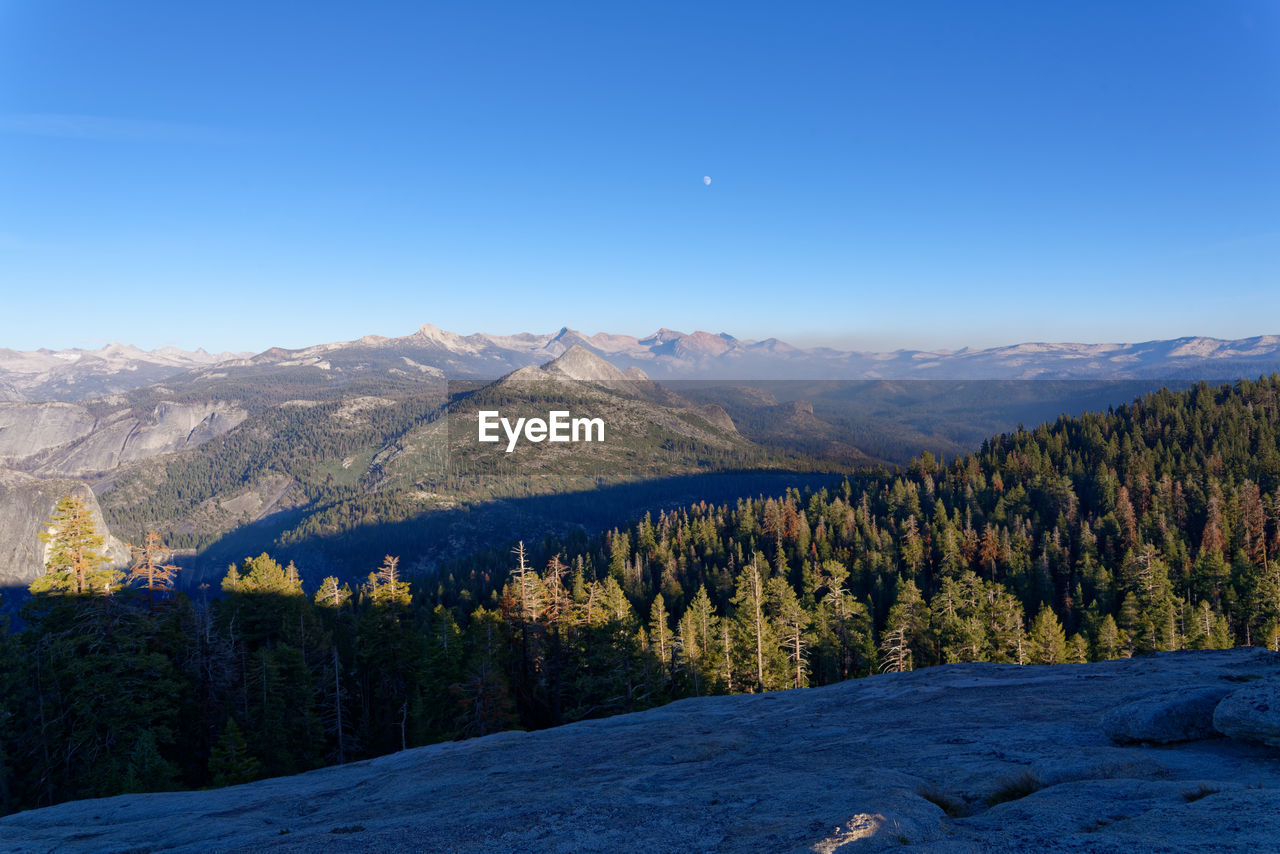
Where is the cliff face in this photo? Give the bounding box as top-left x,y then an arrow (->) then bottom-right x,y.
1,648 -> 1277,853
0,401 -> 247,477
0,469 -> 128,589
0,403 -> 97,461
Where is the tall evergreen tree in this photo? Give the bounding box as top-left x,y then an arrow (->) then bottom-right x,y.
731,553 -> 779,691
1027,604 -> 1068,665
768,576 -> 809,689
676,585 -> 718,695
648,593 -> 673,682
32,495 -> 119,596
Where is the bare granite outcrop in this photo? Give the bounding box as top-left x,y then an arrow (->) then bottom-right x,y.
0,648 -> 1276,853
0,401 -> 246,476
1213,679 -> 1280,748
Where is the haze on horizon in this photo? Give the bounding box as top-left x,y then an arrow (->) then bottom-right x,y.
1,2 -> 1277,355
10,323 -> 1280,365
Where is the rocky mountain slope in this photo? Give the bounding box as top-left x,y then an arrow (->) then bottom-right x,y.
1,648 -> 1276,853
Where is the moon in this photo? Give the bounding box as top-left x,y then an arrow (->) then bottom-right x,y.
703,175 -> 711,186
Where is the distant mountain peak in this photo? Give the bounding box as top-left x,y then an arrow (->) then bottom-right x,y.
675,331 -> 738,358
542,327 -> 593,353
542,345 -> 630,383
414,322 -> 459,341
253,347 -> 293,362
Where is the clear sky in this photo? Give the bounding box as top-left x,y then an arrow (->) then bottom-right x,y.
1,1 -> 1277,354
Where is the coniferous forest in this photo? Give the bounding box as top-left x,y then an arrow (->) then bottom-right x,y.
2,376 -> 1280,814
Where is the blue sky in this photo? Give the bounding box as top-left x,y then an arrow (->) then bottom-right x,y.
1,1 -> 1277,353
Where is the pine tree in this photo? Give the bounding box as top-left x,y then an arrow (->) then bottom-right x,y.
357,555 -> 429,754
608,529 -> 631,584
1096,613 -> 1123,659
648,593 -> 672,680
221,553 -> 305,596
878,625 -> 912,673
566,577 -> 644,719
986,587 -> 1027,664
208,717 -> 263,787
120,729 -> 180,794
451,661 -> 518,737
731,554 -> 777,691
676,585 -> 718,695
1067,633 -> 1089,664
218,553 -> 310,648
599,576 -> 633,625
315,576 -> 353,609
1027,604 -> 1068,664
932,571 -> 988,663
883,577 -> 929,668
32,495 -> 119,596
126,530 -> 179,611
319,644 -> 355,763
812,560 -> 874,679
768,576 -> 809,689
365,555 -> 411,608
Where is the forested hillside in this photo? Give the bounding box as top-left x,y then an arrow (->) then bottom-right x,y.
2,377 -> 1278,814
440,376 -> 1280,686
95,361 -> 811,566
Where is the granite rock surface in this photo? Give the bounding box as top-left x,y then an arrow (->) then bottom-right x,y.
1,648 -> 1278,853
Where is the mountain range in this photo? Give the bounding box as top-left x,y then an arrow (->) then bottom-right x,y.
3,325 -> 1280,592
4,326 -> 1280,401
0,343 -> 248,402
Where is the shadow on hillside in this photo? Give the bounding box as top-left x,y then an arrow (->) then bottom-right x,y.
175,378 -> 1236,592
182,470 -> 851,590
0,585 -> 28,628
